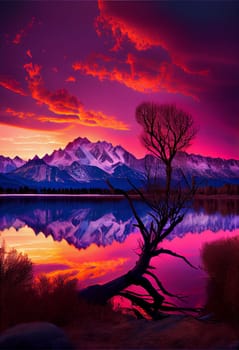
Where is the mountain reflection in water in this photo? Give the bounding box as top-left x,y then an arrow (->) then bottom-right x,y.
0,196 -> 239,249
1,196 -> 239,308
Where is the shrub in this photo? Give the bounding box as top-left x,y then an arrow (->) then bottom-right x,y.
0,243 -> 34,330
0,243 -> 125,331
0,242 -> 33,288
201,236 -> 239,324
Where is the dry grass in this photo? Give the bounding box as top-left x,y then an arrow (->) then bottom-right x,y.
202,236 -> 239,324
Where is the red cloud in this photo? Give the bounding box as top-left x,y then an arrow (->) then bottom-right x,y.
6,107 -> 78,124
73,53 -> 201,99
24,62 -> 82,116
2,107 -> 69,131
0,77 -> 27,96
95,0 -> 161,51
95,1 -> 208,77
6,108 -> 34,119
13,17 -> 36,45
26,50 -> 32,59
24,62 -> 128,130
66,76 -> 76,83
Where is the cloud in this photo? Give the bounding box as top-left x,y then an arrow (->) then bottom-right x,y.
12,17 -> 36,45
37,115 -> 79,124
74,0 -> 239,128
95,0 -> 209,77
6,108 -> 34,120
24,62 -> 84,115
24,62 -> 128,130
94,0 -> 239,83
95,0 -> 160,52
73,52 -> 202,99
26,49 -> 32,58
0,77 -> 27,96
3,107 -> 70,131
66,76 -> 76,83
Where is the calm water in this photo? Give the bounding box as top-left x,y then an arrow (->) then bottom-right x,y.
1,195 -> 239,309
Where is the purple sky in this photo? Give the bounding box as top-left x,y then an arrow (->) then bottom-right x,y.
0,1 -> 238,160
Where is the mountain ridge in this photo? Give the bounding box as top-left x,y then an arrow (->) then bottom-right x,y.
0,136 -> 238,190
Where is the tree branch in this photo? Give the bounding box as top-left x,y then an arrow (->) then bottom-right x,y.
153,248 -> 197,269
144,270 -> 186,300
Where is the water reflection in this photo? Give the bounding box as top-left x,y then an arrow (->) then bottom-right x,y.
0,196 -> 144,248
1,196 -> 239,308
0,196 -> 239,248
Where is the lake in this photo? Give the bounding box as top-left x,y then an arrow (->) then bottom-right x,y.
1,195 -> 239,310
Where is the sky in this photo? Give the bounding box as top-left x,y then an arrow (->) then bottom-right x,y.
0,1 -> 238,160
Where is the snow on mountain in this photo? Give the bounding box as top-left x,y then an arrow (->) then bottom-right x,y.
12,156 -> 77,185
43,137 -> 143,174
172,152 -> 239,182
43,137 -> 239,185
66,162 -> 109,182
0,136 -> 239,189
0,155 -> 25,173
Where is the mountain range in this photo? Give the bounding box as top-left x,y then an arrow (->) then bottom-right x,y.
0,136 -> 238,191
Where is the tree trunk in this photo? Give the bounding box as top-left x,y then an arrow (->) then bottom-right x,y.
79,251 -> 151,305
166,163 -> 172,197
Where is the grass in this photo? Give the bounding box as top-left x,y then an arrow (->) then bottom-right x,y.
201,236 -> 239,324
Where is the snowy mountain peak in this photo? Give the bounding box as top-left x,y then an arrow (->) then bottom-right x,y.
0,136 -> 239,190
0,155 -> 26,173
66,137 -> 91,151
43,137 -> 140,174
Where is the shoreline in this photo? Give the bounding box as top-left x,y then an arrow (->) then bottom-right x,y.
0,193 -> 239,200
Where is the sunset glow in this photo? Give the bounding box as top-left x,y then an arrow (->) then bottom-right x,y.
0,1 -> 238,160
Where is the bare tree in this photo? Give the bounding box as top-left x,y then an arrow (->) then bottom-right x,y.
136,103 -> 198,196
80,183 -> 198,319
79,103 -> 199,320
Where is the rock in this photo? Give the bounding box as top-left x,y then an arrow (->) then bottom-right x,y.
0,322 -> 73,349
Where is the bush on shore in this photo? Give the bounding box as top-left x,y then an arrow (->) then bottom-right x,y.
202,236 -> 239,324
0,243 -> 123,331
